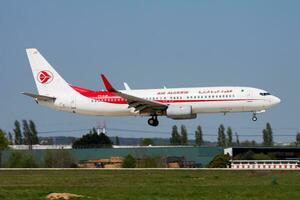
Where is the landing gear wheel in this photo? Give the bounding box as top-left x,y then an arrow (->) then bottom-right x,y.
153,119 -> 159,126
148,118 -> 155,126
252,115 -> 258,122
148,116 -> 159,127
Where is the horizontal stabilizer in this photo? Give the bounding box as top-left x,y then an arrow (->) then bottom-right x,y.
21,92 -> 56,101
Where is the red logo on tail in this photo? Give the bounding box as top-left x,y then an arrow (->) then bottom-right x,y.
37,70 -> 53,84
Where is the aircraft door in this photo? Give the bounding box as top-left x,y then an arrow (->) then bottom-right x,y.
247,90 -> 251,98
243,89 -> 254,111
71,96 -> 76,113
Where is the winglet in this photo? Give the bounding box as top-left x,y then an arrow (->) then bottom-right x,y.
123,82 -> 131,90
101,74 -> 116,92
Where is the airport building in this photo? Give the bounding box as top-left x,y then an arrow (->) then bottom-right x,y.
230,160 -> 299,170
226,147 -> 300,169
1,146 -> 223,167
225,147 -> 300,160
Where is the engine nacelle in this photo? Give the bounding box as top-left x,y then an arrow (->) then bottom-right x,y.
166,105 -> 197,120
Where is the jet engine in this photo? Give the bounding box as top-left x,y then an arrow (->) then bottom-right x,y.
166,105 -> 197,119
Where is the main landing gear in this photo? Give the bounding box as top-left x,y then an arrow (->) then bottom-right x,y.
252,113 -> 258,121
148,115 -> 159,127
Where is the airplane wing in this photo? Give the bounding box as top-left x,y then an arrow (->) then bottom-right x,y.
101,74 -> 168,113
21,92 -> 56,101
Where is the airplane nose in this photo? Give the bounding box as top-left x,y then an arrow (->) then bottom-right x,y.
273,96 -> 281,105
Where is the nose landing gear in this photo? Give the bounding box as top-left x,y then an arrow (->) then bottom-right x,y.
252,113 -> 258,121
148,115 -> 159,127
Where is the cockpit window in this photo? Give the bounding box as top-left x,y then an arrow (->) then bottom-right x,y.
260,92 -> 271,96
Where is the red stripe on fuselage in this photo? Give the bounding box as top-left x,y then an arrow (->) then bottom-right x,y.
70,85 -> 128,104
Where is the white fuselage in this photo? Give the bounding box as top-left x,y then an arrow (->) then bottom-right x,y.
39,86 -> 281,117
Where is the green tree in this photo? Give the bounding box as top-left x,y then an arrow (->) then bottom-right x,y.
240,140 -> 257,147
234,150 -> 255,160
7,132 -> 13,145
136,156 -> 164,168
235,132 -> 240,147
170,125 -> 181,145
208,153 -> 231,168
44,150 -> 76,168
22,120 -> 32,148
234,151 -> 276,160
13,120 -> 22,145
0,129 -> 9,150
296,133 -> 300,146
0,129 -> 9,167
252,153 -> 273,160
22,155 -> 38,168
29,120 -> 39,144
72,128 -> 112,148
263,123 -> 273,146
227,127 -> 233,147
180,125 -> 188,145
7,151 -> 23,168
263,129 -> 268,146
115,136 -> 120,145
122,154 -> 136,168
6,151 -> 38,168
195,125 -> 203,146
141,138 -> 154,146
217,124 -> 226,147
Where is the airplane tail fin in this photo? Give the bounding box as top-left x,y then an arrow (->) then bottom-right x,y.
26,48 -> 73,96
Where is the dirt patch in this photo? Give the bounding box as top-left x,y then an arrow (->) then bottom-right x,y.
46,193 -> 84,200
250,171 -> 272,177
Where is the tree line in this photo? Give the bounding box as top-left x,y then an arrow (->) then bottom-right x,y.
169,122 -> 281,147
1,120 -> 300,148
0,120 -> 39,148
12,120 -> 39,147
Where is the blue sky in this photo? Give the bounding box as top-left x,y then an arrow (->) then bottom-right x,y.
1,0 -> 299,142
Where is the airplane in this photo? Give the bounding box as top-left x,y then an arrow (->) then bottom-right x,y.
22,48 -> 281,127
